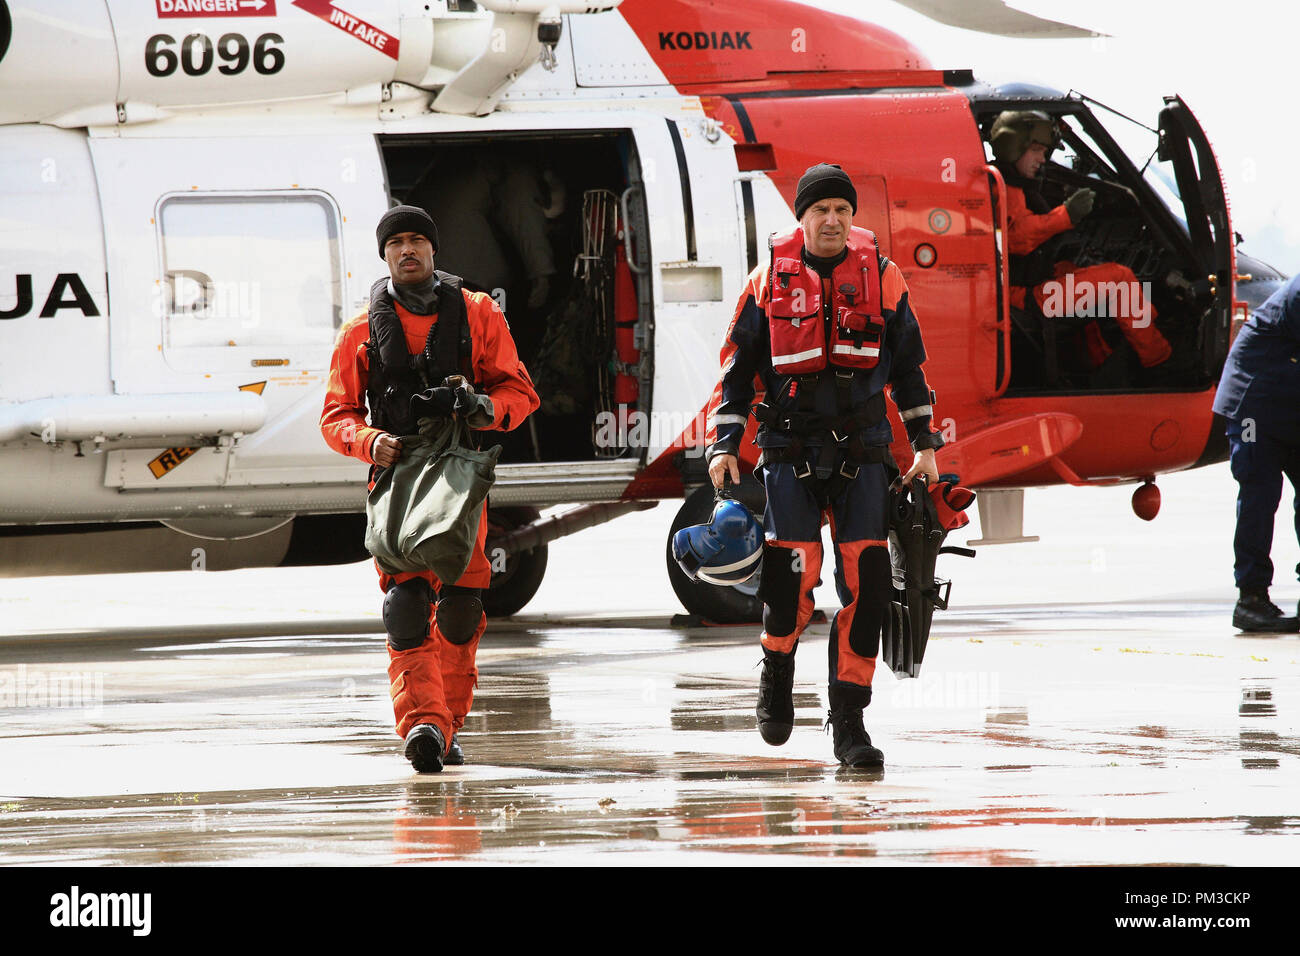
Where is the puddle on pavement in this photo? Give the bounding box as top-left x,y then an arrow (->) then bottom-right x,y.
3,617 -> 1299,864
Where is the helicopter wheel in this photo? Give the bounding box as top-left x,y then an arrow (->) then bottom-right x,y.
482,506 -> 549,618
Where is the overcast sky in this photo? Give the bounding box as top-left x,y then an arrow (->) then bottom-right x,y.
815,0 -> 1297,275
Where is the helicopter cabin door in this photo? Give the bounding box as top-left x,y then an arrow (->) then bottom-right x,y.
628,111 -> 747,470
88,133 -> 387,489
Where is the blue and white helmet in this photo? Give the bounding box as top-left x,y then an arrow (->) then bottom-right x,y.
672,495 -> 763,586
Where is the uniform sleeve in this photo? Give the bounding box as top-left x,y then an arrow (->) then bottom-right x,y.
1278,275 -> 1300,344
881,261 -> 944,452
466,292 -> 540,431
1006,184 -> 1073,256
705,269 -> 768,461
320,313 -> 384,465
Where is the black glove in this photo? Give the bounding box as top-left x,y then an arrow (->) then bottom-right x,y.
409,386 -> 456,419
451,385 -> 477,418
1064,187 -> 1095,225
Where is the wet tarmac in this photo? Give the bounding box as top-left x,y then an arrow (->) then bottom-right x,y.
2,600 -> 1297,865
2,464 -> 1298,865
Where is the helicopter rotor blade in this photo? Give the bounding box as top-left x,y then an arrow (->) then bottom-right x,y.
886,0 -> 1106,38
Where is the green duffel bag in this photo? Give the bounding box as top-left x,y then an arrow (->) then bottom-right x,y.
365,416 -> 501,583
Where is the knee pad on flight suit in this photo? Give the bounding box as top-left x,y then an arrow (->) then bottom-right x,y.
383,578 -> 432,651
848,546 -> 892,659
759,544 -> 801,638
436,587 -> 484,645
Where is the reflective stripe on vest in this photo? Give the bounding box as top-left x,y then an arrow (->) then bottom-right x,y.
765,226 -> 885,375
771,346 -> 825,368
831,343 -> 880,359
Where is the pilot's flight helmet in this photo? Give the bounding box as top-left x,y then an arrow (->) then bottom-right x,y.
990,110 -> 1061,162
672,494 -> 763,586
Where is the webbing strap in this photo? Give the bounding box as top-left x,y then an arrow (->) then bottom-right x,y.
364,271 -> 475,434
368,278 -> 409,382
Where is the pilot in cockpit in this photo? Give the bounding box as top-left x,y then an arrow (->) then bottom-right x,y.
990,110 -> 1173,382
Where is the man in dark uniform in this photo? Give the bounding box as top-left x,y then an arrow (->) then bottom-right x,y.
1213,272 -> 1300,632
704,163 -> 944,768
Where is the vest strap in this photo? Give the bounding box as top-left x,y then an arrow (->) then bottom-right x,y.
365,272 -> 473,435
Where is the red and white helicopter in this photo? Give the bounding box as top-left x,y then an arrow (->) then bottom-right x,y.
0,0 -> 1276,619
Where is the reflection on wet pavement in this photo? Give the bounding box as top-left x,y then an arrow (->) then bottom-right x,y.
1,603 -> 1298,864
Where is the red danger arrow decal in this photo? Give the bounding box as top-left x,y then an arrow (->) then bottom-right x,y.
156,0 -> 278,16
291,0 -> 399,59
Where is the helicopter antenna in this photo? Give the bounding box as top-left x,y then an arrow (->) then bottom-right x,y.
1068,90 -> 1159,136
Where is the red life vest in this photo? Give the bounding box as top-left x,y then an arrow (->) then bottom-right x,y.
766,226 -> 885,375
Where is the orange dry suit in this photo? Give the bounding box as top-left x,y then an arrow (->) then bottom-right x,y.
1000,163 -> 1172,369
704,227 -> 944,698
321,273 -> 538,750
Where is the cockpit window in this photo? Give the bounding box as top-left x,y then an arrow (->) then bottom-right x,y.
1054,116 -> 1117,179
982,95 -> 1222,394
1070,95 -> 1188,229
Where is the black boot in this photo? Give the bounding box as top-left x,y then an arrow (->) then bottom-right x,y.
445,733 -> 465,766
756,645 -> 797,746
403,723 -> 446,773
1233,589 -> 1299,633
826,683 -> 884,768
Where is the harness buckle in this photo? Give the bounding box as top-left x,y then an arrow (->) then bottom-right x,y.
794,457 -> 813,480
839,460 -> 860,480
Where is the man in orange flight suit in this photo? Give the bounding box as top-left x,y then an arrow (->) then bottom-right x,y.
990,110 -> 1172,375
321,205 -> 539,773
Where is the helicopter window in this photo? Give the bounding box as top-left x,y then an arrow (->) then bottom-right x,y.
1142,163 -> 1186,229
985,103 -> 1217,395
158,192 -> 343,354
1055,121 -> 1109,175
1126,151 -> 1191,231
1072,101 -> 1193,231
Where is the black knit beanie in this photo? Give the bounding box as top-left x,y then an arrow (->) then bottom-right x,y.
376,204 -> 439,258
794,163 -> 858,220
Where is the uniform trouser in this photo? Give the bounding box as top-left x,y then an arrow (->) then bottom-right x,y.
1227,419 -> 1300,591
378,499 -> 492,749
757,459 -> 891,691
1016,261 -> 1173,369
